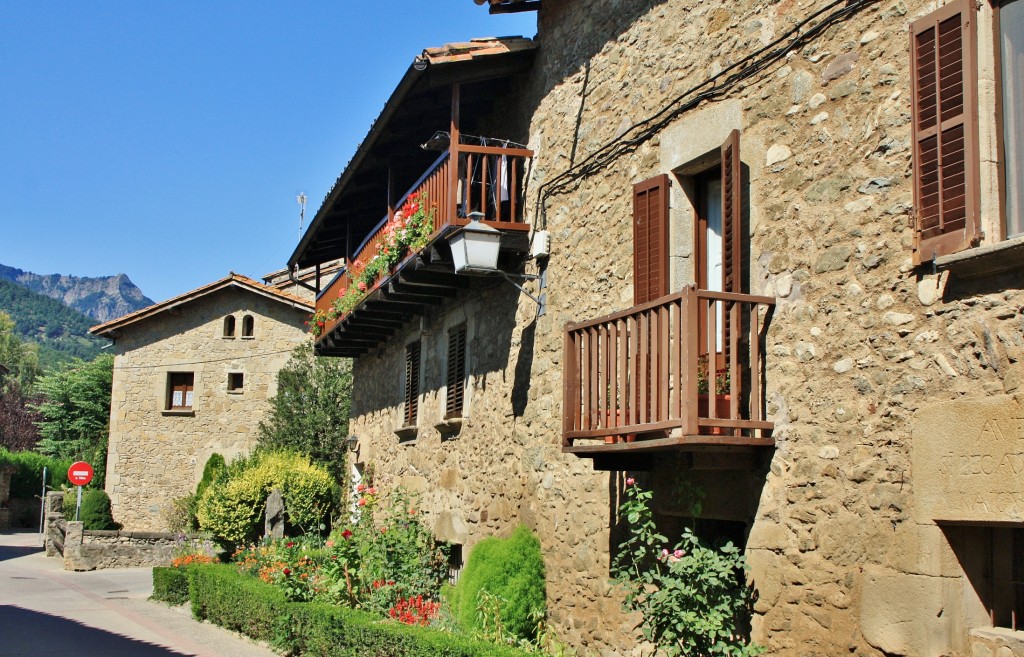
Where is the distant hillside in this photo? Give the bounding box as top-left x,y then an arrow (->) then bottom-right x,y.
0,264 -> 153,323
0,279 -> 109,369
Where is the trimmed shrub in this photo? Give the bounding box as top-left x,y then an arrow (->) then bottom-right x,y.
196,450 -> 334,550
0,449 -> 71,498
152,567 -> 189,605
63,487 -> 118,529
447,525 -> 546,642
185,564 -> 531,657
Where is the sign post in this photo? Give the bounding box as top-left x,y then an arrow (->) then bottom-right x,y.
67,462 -> 94,521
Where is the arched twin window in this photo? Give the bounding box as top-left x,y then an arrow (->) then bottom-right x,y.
223,314 -> 255,338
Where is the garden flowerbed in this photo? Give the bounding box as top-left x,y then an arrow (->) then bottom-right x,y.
154,563 -> 532,657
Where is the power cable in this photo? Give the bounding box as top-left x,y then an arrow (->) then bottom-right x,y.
533,0 -> 879,227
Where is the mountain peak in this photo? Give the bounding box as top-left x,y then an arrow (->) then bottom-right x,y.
0,264 -> 154,323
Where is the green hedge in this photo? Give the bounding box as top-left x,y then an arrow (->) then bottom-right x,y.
183,564 -> 532,657
0,450 -> 71,498
152,567 -> 189,606
447,525 -> 546,641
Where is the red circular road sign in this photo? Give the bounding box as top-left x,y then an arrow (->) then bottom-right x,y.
67,462 -> 94,486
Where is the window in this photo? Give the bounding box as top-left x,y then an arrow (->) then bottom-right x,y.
677,129 -> 744,363
227,372 -> 244,393
445,324 -> 467,419
241,315 -> 254,338
910,0 -> 1023,262
223,315 -> 236,338
946,524 -> 1024,630
166,372 -> 194,410
447,544 -> 464,585
403,341 -> 421,427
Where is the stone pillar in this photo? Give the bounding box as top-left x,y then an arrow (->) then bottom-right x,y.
44,491 -> 65,557
63,521 -> 84,571
0,465 -> 15,531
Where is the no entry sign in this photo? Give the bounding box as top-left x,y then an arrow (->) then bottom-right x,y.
67,462 -> 94,487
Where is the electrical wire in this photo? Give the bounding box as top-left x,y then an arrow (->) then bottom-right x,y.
533,0 -> 879,227
112,346 -> 298,371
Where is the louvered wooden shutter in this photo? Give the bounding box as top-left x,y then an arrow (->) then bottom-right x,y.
404,341 -> 421,426
721,129 -> 742,294
633,175 -> 670,305
910,0 -> 980,264
446,324 -> 467,418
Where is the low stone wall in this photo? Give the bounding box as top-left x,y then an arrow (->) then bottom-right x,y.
44,491 -> 212,571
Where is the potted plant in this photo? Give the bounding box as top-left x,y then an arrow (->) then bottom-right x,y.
697,355 -> 732,432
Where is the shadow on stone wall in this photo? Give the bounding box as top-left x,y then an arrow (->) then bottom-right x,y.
607,452 -> 772,569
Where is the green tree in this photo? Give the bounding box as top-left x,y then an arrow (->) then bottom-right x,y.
0,311 -> 42,450
32,354 -> 113,487
0,310 -> 41,392
257,342 -> 352,480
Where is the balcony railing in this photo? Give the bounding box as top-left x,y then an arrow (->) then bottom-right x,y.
314,143 -> 533,342
562,286 -> 775,459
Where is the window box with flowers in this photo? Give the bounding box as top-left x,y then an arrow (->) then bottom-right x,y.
308,193 -> 436,337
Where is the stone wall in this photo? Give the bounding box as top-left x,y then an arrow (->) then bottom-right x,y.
106,287 -> 310,530
45,493 -> 212,571
348,1 -> 1024,656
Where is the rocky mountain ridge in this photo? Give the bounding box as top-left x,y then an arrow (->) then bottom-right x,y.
0,264 -> 153,323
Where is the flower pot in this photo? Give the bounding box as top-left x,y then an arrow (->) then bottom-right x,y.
602,411 -> 636,444
697,394 -> 732,435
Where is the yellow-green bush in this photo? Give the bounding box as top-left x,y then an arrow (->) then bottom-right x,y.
196,450 -> 334,548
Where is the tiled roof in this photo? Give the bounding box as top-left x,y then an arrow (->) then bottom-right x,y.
90,273 -> 313,337
419,36 -> 536,64
289,35 -> 537,269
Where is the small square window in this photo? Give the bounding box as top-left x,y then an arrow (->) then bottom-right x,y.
447,543 -> 463,585
227,372 -> 244,393
167,372 -> 194,410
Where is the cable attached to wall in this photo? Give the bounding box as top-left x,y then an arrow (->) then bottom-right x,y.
532,0 -> 880,229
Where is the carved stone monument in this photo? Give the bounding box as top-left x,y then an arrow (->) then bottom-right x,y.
264,488 -> 285,539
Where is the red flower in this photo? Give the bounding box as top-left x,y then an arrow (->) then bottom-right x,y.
286,542 -> 295,548
341,529 -> 353,540
283,567 -> 291,576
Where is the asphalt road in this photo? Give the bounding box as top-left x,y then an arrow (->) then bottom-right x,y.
0,529 -> 280,657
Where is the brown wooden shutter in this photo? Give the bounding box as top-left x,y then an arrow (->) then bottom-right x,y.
910,0 -> 980,263
404,341 -> 421,426
633,174 -> 670,305
446,324 -> 467,418
721,129 -> 742,294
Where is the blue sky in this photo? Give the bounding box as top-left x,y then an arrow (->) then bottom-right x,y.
0,2 -> 536,303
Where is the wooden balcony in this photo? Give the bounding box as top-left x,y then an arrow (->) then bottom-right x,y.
314,143 -> 533,356
562,287 -> 775,470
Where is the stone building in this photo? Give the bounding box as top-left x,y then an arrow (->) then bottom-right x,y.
90,273 -> 313,530
290,1 -> 1024,655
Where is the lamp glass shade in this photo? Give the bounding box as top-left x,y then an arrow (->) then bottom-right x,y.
450,220 -> 501,272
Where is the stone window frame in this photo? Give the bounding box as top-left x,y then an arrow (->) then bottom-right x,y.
163,371 -> 196,416
222,315 -> 236,339
657,100 -> 748,296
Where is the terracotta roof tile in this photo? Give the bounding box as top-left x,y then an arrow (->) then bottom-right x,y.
90,272 -> 313,337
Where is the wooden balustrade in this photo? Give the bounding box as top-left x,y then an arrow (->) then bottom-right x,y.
314,143 -> 532,336
562,286 -> 775,451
